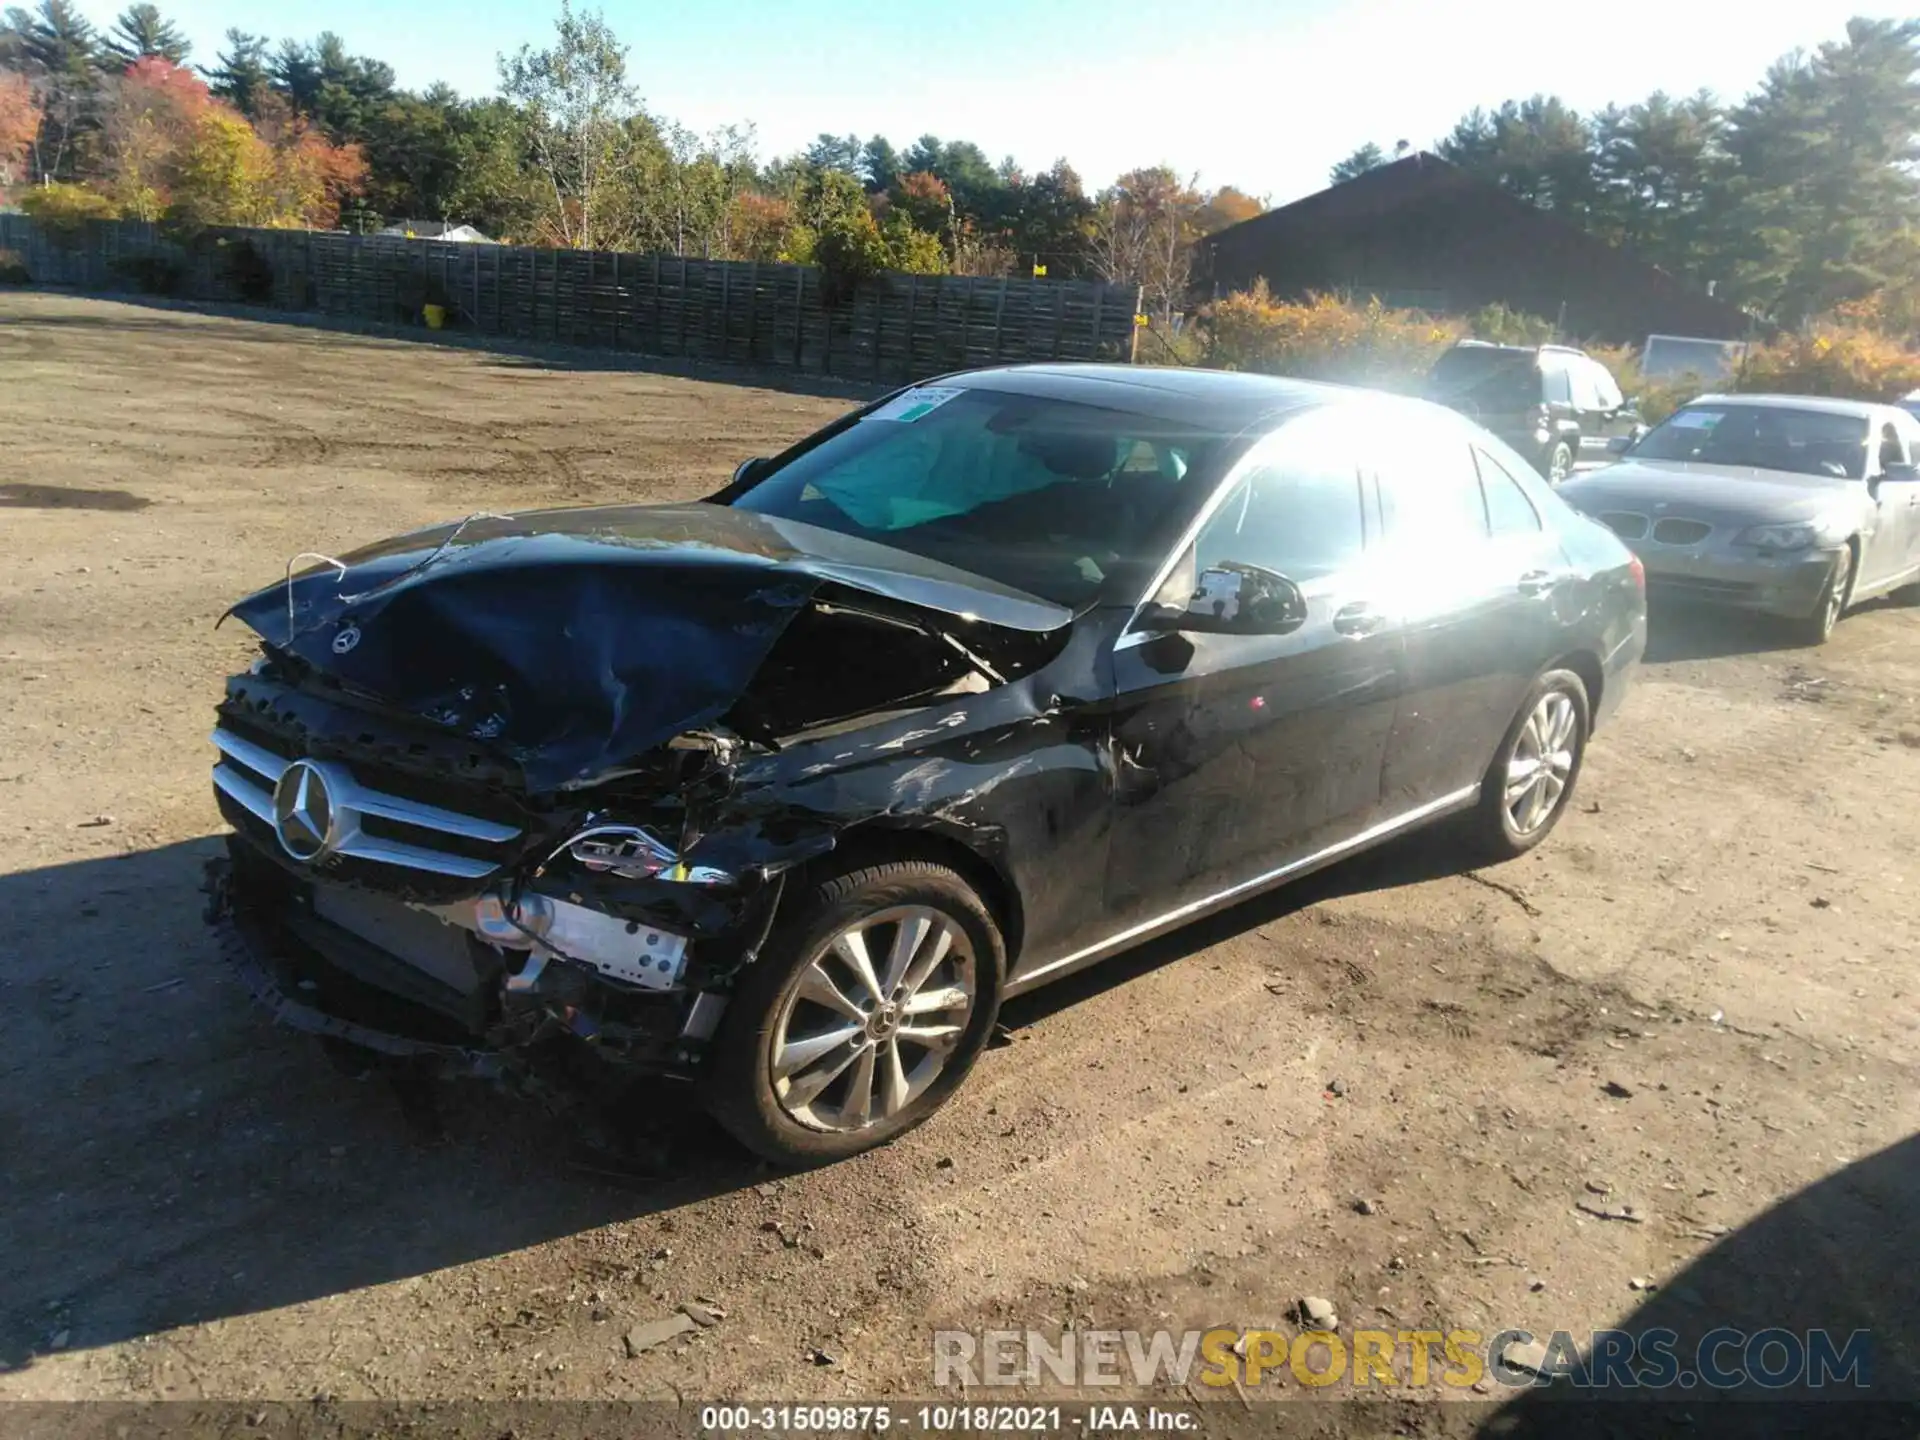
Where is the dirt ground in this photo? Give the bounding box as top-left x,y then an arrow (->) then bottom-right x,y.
3,292 -> 1918,1426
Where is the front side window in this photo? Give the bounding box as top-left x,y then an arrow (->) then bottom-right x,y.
1632,405 -> 1870,480
1191,417 -> 1367,583
1877,423 -> 1906,472
728,386 -> 1234,604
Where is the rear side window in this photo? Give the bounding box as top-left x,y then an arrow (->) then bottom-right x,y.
1195,418 -> 1367,582
1374,428 -> 1489,544
1476,447 -> 1543,535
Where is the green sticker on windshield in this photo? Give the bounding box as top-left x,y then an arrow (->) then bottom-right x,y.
870,386 -> 964,423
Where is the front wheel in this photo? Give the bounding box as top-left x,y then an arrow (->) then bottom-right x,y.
1466,669 -> 1591,861
1789,547 -> 1852,646
707,860 -> 1005,1165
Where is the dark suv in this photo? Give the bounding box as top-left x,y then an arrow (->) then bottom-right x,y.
1423,342 -> 1642,484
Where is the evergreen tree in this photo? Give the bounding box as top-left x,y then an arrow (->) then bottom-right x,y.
1329,142 -> 1386,184
1716,18 -> 1920,320
207,29 -> 269,117
102,4 -> 189,66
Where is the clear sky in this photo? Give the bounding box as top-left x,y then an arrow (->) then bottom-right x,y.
128,0 -> 1870,203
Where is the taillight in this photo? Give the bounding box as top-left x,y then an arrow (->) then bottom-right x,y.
1628,553 -> 1645,594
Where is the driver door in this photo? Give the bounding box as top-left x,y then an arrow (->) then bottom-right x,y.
1103,412 -> 1407,926
1867,418 -> 1920,589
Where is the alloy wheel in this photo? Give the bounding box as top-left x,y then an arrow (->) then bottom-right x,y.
1548,442 -> 1573,484
1819,553 -> 1849,637
769,906 -> 976,1133
1505,690 -> 1578,836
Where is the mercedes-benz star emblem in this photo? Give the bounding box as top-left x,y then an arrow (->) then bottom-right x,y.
331,624 -> 362,655
272,759 -> 340,862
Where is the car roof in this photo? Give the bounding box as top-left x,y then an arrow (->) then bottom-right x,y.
1687,393 -> 1893,420
942,363 -> 1361,430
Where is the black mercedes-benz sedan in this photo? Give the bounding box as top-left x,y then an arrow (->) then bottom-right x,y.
205,365 -> 1646,1164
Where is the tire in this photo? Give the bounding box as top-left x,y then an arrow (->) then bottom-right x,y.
707,859 -> 1005,1166
1545,440 -> 1575,485
1466,669 -> 1591,861
1788,546 -> 1852,646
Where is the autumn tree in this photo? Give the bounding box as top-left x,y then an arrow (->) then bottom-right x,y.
99,54 -> 207,218
2,0 -> 104,179
1192,184 -> 1263,235
169,105 -> 276,226
1093,166 -> 1201,322
0,68 -> 40,190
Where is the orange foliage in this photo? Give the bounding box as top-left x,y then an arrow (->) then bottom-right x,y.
0,70 -> 40,191
893,170 -> 951,233
102,58 -> 213,219
727,191 -> 791,261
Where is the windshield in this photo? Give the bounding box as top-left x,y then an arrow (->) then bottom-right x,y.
726,386 -> 1233,606
1632,405 -> 1870,479
1422,348 -> 1539,409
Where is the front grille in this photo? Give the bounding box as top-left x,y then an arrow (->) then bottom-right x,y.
212,728 -> 522,880
1599,512 -> 1649,541
1652,518 -> 1712,546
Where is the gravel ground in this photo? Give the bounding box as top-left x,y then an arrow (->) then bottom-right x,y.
2,292 -> 1916,1428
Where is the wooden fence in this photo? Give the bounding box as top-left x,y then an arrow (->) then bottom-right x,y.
0,216 -> 1142,382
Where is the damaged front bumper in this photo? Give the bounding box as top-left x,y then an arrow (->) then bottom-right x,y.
204,835 -> 768,1085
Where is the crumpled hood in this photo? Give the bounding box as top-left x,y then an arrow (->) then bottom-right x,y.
224,502 -> 1071,791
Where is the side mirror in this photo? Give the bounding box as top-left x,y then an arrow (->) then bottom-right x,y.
1606,435 -> 1635,455
732,456 -> 772,487
1168,563 -> 1308,635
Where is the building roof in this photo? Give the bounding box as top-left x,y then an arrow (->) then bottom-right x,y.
1198,153 -> 1755,342
378,220 -> 491,241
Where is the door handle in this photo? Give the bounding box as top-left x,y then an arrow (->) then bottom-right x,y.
1517,570 -> 1557,596
1332,602 -> 1385,636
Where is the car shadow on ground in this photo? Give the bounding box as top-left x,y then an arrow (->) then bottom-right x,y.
1476,1131 -> 1920,1434
0,818 -> 1484,1371
0,289 -> 882,404
1644,596 -> 1911,664
0,836 -> 760,1373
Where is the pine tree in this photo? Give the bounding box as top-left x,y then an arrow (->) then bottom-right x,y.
103,4 -> 190,66
1716,18 -> 1920,321
1329,143 -> 1386,184
207,29 -> 269,117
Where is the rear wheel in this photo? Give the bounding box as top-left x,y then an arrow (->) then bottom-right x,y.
1466,669 -> 1590,861
1789,547 -> 1852,646
707,860 -> 1004,1166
